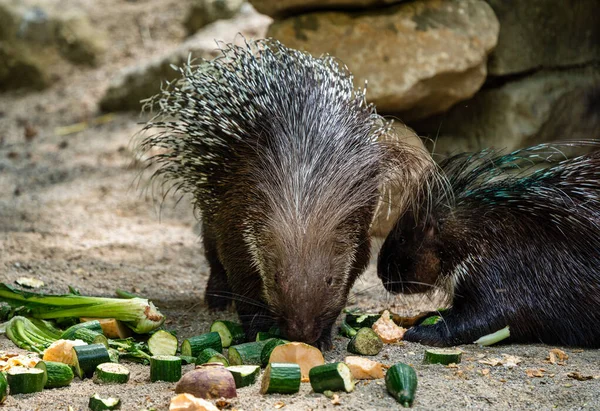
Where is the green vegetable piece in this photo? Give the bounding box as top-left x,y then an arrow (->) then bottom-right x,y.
228,340 -> 272,366
339,319 -> 358,338
347,327 -> 383,356
420,316 -> 441,326
0,372 -> 7,404
210,320 -> 246,348
345,310 -> 381,329
260,363 -> 301,394
89,393 -> 121,410
180,332 -> 222,358
227,365 -> 260,388
94,363 -> 130,384
309,362 -> 355,393
150,355 -> 182,382
260,338 -> 287,367
385,363 -> 417,407
474,326 -> 510,346
255,332 -> 280,341
43,361 -> 74,388
73,343 -> 111,379
61,320 -> 104,340
195,348 -> 229,366
148,330 -> 178,356
73,328 -> 109,348
422,349 -> 462,365
6,366 -> 45,394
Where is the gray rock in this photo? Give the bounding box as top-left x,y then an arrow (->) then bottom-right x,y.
485,0 -> 600,76
55,13 -> 107,66
100,8 -> 271,112
249,0 -> 404,17
0,43 -> 49,91
411,66 -> 600,156
268,0 -> 499,121
185,0 -> 246,34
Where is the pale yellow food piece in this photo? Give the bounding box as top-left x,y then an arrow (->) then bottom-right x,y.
169,393 -> 219,411
42,339 -> 87,366
80,317 -> 131,338
268,342 -> 325,382
372,310 -> 406,343
344,356 -> 388,379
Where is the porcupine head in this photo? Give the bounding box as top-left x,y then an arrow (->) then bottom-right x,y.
140,39 -> 415,347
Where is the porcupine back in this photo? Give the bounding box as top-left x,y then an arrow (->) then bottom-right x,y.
406,144 -> 600,346
138,39 -> 424,346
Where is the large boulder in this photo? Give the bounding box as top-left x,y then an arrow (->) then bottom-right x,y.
485,0 -> 600,76
411,66 -> 600,156
100,7 -> 271,112
268,0 -> 499,121
249,0 -> 404,17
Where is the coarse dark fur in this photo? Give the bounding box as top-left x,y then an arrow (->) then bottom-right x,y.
378,143 -> 600,347
139,39 -> 425,349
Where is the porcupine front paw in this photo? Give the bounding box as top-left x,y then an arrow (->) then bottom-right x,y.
204,271 -> 233,311
316,329 -> 333,351
403,324 -> 457,347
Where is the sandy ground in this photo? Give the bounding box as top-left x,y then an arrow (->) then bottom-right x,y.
1,1 -> 599,410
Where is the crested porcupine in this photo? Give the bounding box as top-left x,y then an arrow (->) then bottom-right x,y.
139,39 -> 428,349
377,144 -> 600,347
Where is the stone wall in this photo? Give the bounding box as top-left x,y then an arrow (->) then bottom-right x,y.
252,0 -> 600,154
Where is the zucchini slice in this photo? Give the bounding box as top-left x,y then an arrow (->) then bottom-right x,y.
0,372 -> 6,404
195,348 -> 229,366
150,355 -> 182,382
474,326 -> 510,346
148,330 -> 178,356
260,338 -> 287,367
345,310 -> 381,329
60,320 -> 103,340
72,343 -> 111,379
210,320 -> 246,348
228,340 -> 271,366
309,362 -> 355,393
94,363 -> 130,384
43,361 -> 74,388
227,365 -> 260,388
420,316 -> 441,326
73,328 -> 109,348
423,349 -> 462,365
347,327 -> 383,356
180,332 -> 222,358
385,363 -> 417,407
89,393 -> 121,411
255,332 -> 280,342
339,319 -> 358,338
260,363 -> 301,394
6,366 -> 46,394
178,355 -> 195,365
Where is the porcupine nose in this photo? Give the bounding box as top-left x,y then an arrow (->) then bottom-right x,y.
283,319 -> 321,345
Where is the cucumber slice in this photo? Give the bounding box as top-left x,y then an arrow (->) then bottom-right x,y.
255,332 -> 280,342
385,363 -> 417,407
72,343 -> 111,379
195,348 -> 229,366
61,320 -> 103,340
309,362 -> 355,393
345,311 -> 381,329
6,366 -> 45,394
0,372 -> 6,404
94,363 -> 130,384
89,393 -> 121,410
180,332 -> 222,358
73,328 -> 109,348
42,361 -> 74,388
420,316 -> 441,326
339,319 -> 358,338
178,355 -> 195,365
474,326 -> 510,346
228,340 -> 272,366
227,365 -> 260,388
260,363 -> 301,394
260,338 -> 287,367
423,349 -> 462,365
34,360 -> 48,387
148,330 -> 178,356
150,355 -> 182,382
347,327 -> 383,356
210,321 -> 246,348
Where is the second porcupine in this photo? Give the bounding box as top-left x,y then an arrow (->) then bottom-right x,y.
139,39 -> 428,349
377,144 -> 600,347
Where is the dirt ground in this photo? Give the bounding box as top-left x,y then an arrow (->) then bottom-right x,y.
0,1 -> 599,410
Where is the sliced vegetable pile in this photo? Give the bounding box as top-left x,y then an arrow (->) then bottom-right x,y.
0,283 -> 472,409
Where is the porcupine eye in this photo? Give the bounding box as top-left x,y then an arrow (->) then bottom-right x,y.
325,277 -> 333,287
